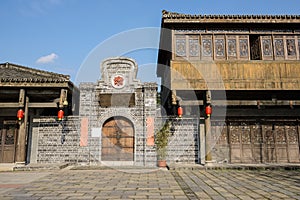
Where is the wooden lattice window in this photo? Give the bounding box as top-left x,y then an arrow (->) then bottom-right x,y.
214,35 -> 226,60
273,36 -> 285,60
175,35 -> 186,57
201,35 -> 213,59
227,36 -> 238,60
261,36 -> 273,60
188,36 -> 200,58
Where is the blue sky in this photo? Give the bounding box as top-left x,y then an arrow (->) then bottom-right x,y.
1,0 -> 300,85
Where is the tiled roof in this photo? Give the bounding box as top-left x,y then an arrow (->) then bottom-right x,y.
162,10 -> 300,23
0,62 -> 70,83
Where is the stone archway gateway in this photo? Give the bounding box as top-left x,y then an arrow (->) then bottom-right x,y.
101,116 -> 134,161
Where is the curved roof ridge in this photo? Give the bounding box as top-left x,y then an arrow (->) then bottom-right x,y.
162,10 -> 300,20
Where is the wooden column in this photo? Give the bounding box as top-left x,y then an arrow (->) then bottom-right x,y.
199,117 -> 206,164
16,96 -> 29,163
205,90 -> 212,163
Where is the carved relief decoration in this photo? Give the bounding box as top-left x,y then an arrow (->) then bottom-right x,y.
229,125 -> 240,144
176,37 -> 186,57
262,39 -> 273,57
241,125 -> 251,144
239,39 -> 249,57
287,39 -> 296,56
215,38 -> 225,57
286,126 -> 298,144
275,126 -> 286,144
252,125 -> 262,144
265,129 -> 275,144
227,39 -> 237,57
274,39 -> 284,57
5,128 -> 15,145
189,38 -> 199,57
111,75 -> 125,89
202,38 -> 212,57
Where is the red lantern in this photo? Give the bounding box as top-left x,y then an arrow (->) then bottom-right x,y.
205,105 -> 212,117
177,106 -> 183,118
17,109 -> 24,120
58,110 -> 64,121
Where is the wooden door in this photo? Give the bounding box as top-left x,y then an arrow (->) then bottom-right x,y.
229,122 -> 253,163
101,117 -> 134,161
0,121 -> 18,163
227,120 -> 300,164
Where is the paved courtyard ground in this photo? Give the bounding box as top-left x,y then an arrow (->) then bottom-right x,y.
0,166 -> 299,199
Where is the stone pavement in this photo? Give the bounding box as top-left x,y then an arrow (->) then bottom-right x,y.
0,166 -> 299,200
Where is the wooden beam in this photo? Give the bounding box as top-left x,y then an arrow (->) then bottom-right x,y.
180,100 -> 300,106
181,100 -> 204,106
0,103 -> 19,108
27,102 -> 57,108
0,102 -> 58,108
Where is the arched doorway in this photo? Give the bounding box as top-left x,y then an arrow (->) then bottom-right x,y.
101,116 -> 134,161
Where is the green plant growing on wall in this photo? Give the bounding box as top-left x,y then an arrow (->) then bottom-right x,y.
155,120 -> 170,161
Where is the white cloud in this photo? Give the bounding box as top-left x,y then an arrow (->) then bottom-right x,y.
36,53 -> 58,64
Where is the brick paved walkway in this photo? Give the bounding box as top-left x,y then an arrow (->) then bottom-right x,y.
0,168 -> 299,199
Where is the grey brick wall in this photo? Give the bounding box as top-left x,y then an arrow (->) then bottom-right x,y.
31,117 -> 81,163
155,117 -> 200,164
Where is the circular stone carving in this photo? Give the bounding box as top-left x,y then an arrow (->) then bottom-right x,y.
111,75 -> 125,89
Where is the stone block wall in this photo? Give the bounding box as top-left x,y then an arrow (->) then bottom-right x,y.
30,116 -> 202,165
31,117 -> 81,163
155,117 -> 200,164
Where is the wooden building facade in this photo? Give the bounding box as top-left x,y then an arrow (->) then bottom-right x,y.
157,11 -> 300,164
0,63 -> 78,164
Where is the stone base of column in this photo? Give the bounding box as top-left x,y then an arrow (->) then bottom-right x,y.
205,160 -> 216,166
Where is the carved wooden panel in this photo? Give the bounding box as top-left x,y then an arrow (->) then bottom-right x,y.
239,35 -> 250,60
226,36 -> 237,60
273,36 -> 285,60
251,124 -> 263,163
261,36 -> 273,60
188,36 -> 200,58
286,125 -> 300,162
241,124 -> 252,163
263,125 -> 276,162
214,35 -> 226,60
226,121 -> 300,164
274,125 -> 288,163
286,36 -> 297,60
201,35 -> 213,59
229,122 -> 241,163
0,122 -> 17,163
175,35 -> 186,57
